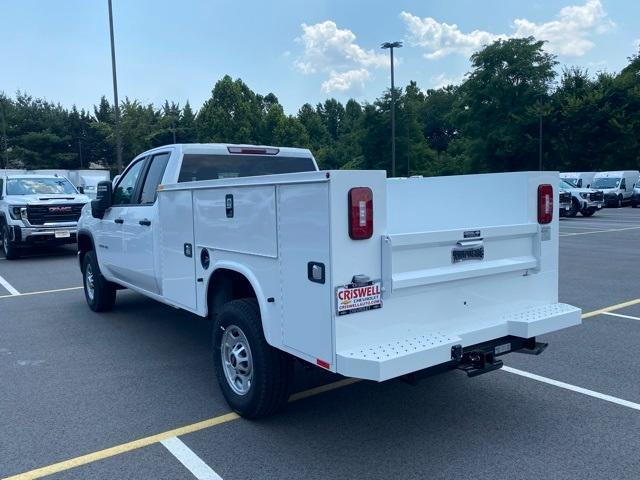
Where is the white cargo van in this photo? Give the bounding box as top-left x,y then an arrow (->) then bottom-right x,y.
67,170 -> 111,199
560,172 -> 596,189
77,144 -> 582,418
592,171 -> 640,207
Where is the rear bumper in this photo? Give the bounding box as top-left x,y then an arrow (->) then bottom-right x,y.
336,302 -> 581,381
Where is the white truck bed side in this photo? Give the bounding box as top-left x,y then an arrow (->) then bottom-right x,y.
157,169 -> 581,381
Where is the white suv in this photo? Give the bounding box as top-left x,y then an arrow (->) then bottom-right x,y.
0,173 -> 90,259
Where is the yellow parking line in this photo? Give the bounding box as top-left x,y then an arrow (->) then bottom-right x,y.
2,413 -> 239,480
3,378 -> 361,480
581,298 -> 640,319
5,298 -> 640,479
0,286 -> 83,300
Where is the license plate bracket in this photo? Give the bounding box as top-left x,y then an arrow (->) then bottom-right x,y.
451,244 -> 484,263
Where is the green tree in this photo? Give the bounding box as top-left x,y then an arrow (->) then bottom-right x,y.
455,37 -> 557,172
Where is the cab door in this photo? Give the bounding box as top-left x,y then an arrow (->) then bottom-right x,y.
120,152 -> 171,294
96,158 -> 147,279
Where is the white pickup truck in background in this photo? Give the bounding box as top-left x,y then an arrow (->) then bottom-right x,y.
77,144 -> 582,418
0,172 -> 90,259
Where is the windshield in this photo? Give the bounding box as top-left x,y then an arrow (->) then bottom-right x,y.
560,179 -> 576,189
592,177 -> 620,189
6,177 -> 77,195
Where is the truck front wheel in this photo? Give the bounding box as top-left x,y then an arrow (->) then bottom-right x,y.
567,198 -> 579,217
213,298 -> 293,418
1,225 -> 19,260
82,250 -> 116,312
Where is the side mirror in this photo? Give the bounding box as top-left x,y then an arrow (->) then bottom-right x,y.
91,180 -> 113,219
77,186 -> 84,194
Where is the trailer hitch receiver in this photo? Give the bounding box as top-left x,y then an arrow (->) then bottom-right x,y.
456,349 -> 503,377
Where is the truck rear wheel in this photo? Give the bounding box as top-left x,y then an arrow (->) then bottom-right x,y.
1,224 -> 19,260
82,250 -> 116,312
213,298 -> 293,418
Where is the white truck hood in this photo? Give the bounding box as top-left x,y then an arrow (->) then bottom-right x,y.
5,194 -> 91,205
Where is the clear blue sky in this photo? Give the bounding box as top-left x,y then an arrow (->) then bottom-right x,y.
1,0 -> 638,114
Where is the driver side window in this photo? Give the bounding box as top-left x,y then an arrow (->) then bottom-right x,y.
621,179 -> 626,190
113,159 -> 146,205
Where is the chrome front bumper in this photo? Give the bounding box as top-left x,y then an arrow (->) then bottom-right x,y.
9,224 -> 78,243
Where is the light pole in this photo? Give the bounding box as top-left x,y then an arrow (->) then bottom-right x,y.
381,41 -> 402,177
108,0 -> 123,172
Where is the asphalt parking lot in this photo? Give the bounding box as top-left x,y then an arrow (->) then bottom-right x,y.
2,207 -> 640,480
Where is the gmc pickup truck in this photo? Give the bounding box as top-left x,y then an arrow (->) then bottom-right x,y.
0,173 -> 90,259
77,143 -> 582,418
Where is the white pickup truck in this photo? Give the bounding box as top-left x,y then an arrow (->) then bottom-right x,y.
77,144 -> 581,418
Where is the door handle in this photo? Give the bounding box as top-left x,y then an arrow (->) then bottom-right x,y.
139,219 -> 151,226
114,218 -> 124,224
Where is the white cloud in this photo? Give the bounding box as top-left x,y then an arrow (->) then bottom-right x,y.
321,69 -> 371,93
400,12 -> 504,60
294,21 -> 388,93
402,0 -> 614,60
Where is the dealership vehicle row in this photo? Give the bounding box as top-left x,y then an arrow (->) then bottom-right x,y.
1,167 -> 638,260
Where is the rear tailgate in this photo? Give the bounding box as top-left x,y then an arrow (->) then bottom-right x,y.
332,171 -> 581,380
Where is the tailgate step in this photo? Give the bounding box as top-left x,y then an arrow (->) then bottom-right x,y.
337,332 -> 461,382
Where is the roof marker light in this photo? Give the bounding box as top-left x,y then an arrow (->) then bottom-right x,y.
227,146 -> 279,155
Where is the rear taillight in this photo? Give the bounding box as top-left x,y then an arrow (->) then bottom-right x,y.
538,184 -> 553,224
348,187 -> 373,240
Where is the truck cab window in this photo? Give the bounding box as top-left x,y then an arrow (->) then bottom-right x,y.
621,179 -> 626,190
113,159 -> 145,205
140,153 -> 170,204
177,154 -> 316,182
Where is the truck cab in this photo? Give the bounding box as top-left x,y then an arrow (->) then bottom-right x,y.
78,143 -> 581,418
0,173 -> 90,259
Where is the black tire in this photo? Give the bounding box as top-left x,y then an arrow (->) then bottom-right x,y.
213,298 -> 293,418
618,195 -> 623,208
567,198 -> 579,218
82,250 -> 116,312
580,208 -> 596,217
1,224 -> 20,259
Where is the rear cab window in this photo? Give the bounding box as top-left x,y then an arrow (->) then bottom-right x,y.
177,154 -> 317,183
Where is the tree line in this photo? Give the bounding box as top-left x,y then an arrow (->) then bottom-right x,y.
1,37 -> 639,176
